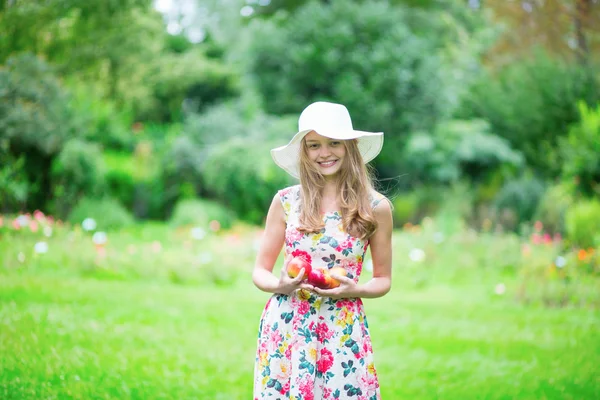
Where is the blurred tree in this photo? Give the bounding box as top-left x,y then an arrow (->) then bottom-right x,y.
0,0 -> 237,122
0,54 -> 85,211
244,0 -> 447,179
482,0 -> 600,65
560,101 -> 600,198
403,119 -> 523,186
457,50 -> 599,178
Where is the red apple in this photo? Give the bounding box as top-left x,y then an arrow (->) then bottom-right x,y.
287,256 -> 312,279
328,267 -> 348,288
307,268 -> 333,289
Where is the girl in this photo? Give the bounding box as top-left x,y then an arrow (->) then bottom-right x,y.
252,101 -> 393,399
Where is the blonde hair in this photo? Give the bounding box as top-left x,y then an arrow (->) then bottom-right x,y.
297,137 -> 378,240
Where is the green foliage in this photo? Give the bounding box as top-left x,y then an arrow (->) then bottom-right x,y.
534,183 -> 574,235
560,101 -> 600,198
0,143 -> 30,212
168,102 -> 296,216
0,53 -> 83,155
458,51 -> 600,177
50,139 -> 106,219
565,199 -> 600,248
169,198 -> 236,230
68,197 -> 135,231
493,175 -> 546,230
68,82 -> 135,151
391,186 -> 445,227
403,119 -> 523,185
202,137 -> 293,224
245,0 -> 446,177
143,48 -> 239,123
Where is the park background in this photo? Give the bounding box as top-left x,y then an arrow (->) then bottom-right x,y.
1,0 -> 599,398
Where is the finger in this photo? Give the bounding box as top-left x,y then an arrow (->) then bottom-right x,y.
299,283 -> 315,291
293,268 -> 305,282
330,274 -> 351,283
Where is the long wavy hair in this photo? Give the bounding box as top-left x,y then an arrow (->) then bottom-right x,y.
297,136 -> 378,241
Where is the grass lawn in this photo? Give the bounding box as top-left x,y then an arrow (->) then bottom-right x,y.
1,221 -> 599,399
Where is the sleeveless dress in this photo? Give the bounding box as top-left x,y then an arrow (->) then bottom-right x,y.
253,185 -> 384,400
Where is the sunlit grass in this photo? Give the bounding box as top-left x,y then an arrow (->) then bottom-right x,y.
0,218 -> 599,399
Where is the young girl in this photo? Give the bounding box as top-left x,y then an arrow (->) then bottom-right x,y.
252,101 -> 393,400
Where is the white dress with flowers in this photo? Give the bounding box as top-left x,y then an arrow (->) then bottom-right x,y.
253,185 -> 384,400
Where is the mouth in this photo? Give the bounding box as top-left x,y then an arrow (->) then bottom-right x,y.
318,160 -> 338,168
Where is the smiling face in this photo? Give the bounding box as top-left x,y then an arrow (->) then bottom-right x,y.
303,131 -> 347,178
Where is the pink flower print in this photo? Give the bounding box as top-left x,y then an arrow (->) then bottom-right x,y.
363,337 -> 373,354
291,249 -> 312,264
316,348 -> 334,373
288,228 -> 304,243
315,322 -> 334,343
268,330 -> 283,351
335,299 -> 356,311
280,381 -> 290,395
298,301 -> 310,315
299,378 -> 314,400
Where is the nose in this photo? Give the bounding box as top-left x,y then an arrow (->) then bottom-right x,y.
319,145 -> 332,158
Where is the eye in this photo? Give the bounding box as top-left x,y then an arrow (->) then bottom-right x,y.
308,143 -> 319,149
330,141 -> 341,146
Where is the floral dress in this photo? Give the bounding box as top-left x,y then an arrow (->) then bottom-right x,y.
253,185 -> 385,400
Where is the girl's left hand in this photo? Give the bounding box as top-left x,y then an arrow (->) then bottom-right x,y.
312,273 -> 360,299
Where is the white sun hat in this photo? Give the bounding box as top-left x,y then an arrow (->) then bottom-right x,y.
270,101 -> 384,178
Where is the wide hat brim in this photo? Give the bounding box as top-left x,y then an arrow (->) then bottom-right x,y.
271,129 -> 384,179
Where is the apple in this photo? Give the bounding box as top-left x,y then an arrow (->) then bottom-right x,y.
307,268 -> 333,289
328,267 -> 348,288
287,256 -> 312,279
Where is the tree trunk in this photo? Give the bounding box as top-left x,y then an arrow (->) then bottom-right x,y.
574,0 -> 591,64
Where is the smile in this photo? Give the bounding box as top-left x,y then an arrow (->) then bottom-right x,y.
318,160 -> 338,168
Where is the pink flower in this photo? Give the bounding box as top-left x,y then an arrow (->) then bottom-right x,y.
299,378 -> 314,400
292,249 -> 312,264
315,322 -> 334,343
543,233 -> 552,245
531,233 -> 542,245
316,348 -> 334,373
298,301 -> 310,315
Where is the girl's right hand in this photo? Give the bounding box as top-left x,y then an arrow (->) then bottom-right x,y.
277,254 -> 315,295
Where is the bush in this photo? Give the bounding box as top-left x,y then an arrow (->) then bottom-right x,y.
201,137 -> 293,224
50,139 -> 106,218
403,119 -> 523,186
560,101 -> 600,198
458,51 -> 600,177
565,199 -> 600,248
493,175 -> 546,231
169,198 -> 236,230
68,197 -> 135,231
391,186 -> 446,227
534,183 -> 574,235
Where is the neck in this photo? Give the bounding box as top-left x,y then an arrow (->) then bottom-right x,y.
321,179 -> 339,203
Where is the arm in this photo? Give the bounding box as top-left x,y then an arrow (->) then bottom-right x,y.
313,199 -> 393,299
252,193 -> 313,295
354,199 -> 393,298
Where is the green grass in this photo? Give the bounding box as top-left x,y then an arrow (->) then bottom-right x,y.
1,219 -> 599,399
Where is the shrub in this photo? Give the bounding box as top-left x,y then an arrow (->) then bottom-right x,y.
493,175 -> 546,230
403,119 -> 523,186
169,198 -> 236,230
50,139 -> 106,218
534,183 -> 574,235
458,51 -> 600,177
565,199 -> 600,248
201,137 -> 294,224
560,101 -> 600,198
68,197 -> 135,231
